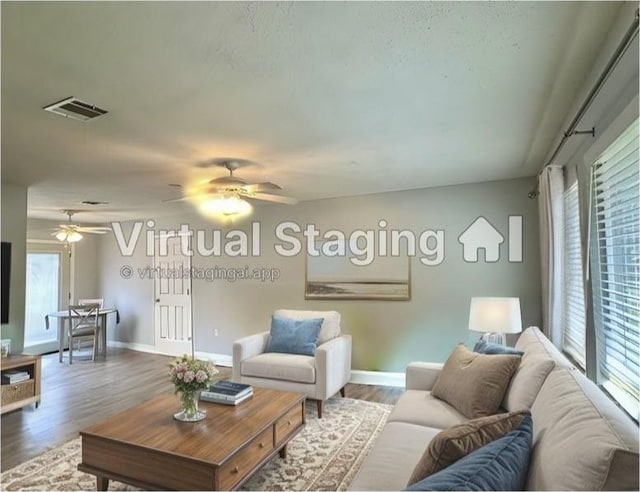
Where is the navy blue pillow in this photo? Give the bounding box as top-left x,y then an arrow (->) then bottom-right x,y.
406,413 -> 533,491
474,340 -> 524,356
265,315 -> 323,356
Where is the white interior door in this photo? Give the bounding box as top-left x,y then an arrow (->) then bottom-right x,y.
154,236 -> 192,356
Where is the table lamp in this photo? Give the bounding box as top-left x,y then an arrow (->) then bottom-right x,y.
469,297 -> 522,346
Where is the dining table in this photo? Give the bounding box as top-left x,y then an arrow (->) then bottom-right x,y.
45,308 -> 120,362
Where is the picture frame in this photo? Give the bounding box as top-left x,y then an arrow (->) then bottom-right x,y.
1,339 -> 11,357
305,241 -> 410,301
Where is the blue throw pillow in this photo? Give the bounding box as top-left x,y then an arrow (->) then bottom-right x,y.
265,315 -> 323,356
406,413 -> 533,491
474,340 -> 524,356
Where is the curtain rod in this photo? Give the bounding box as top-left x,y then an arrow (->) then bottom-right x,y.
528,8 -> 640,199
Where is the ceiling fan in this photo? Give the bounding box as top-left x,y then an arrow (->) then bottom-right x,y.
53,210 -> 111,243
166,160 -> 298,218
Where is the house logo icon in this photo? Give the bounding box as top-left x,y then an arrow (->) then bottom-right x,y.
458,217 -> 504,262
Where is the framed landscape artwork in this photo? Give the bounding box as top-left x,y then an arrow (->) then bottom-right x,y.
305,242 -> 410,301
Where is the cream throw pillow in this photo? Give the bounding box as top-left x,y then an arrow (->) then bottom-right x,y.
431,344 -> 521,419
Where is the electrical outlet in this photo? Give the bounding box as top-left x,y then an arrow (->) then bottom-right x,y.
213,329 -> 219,337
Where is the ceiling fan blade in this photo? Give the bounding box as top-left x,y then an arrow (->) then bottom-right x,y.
163,192 -> 226,203
242,182 -> 283,193
82,230 -> 109,235
248,192 -> 298,205
162,195 -> 192,203
76,226 -> 112,232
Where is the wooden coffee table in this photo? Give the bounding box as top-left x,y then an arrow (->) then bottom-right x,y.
78,387 -> 305,490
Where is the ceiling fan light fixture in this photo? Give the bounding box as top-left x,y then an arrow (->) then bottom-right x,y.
199,195 -> 252,218
56,230 -> 83,243
67,231 -> 83,242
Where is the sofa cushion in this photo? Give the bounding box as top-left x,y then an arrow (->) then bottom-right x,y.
265,315 -> 322,356
528,369 -> 639,490
388,390 -> 468,429
349,422 -> 441,491
274,309 -> 340,345
407,411 -> 529,486
474,340 -> 524,355
406,414 -> 533,491
240,353 -> 316,383
515,326 -> 575,369
502,354 -> 555,411
431,344 -> 521,419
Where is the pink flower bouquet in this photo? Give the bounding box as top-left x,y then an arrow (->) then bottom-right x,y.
169,354 -> 218,394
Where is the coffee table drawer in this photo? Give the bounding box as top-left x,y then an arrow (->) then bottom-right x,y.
218,427 -> 274,490
275,402 -> 303,444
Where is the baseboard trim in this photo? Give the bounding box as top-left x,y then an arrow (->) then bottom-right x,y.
110,340 -> 157,354
195,351 -> 233,367
350,370 -> 405,388
109,341 -> 233,367
110,342 -> 404,385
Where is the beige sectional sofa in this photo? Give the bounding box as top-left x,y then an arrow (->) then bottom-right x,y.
350,327 -> 639,491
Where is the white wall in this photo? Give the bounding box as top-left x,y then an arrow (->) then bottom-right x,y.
99,177 -> 541,371
1,183 -> 28,353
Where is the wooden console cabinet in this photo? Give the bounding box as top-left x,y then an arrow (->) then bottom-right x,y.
1,354 -> 41,414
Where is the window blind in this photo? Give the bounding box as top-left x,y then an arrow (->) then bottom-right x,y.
590,118 -> 639,413
562,182 -> 586,368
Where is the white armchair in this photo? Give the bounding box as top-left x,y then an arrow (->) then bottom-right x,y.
232,309 -> 352,417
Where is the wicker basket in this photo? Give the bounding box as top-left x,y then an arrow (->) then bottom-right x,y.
1,379 -> 35,405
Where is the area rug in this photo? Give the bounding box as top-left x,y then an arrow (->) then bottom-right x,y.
1,397 -> 391,491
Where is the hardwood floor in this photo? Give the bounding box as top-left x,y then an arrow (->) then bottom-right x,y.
1,348 -> 403,471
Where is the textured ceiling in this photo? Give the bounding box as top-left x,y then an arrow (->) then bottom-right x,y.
0,1 -> 623,222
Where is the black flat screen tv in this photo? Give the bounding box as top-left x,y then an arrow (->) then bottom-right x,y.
1,242 -> 10,324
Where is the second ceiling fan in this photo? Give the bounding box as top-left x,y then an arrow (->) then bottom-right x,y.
53,210 -> 112,242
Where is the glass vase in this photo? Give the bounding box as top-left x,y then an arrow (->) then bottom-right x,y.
173,390 -> 206,422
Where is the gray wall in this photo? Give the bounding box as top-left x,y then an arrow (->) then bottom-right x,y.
1,183 -> 28,353
99,176 -> 541,371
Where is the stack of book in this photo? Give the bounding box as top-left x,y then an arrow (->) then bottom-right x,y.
200,380 -> 253,405
2,370 -> 30,384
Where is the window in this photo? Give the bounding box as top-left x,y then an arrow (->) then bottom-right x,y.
562,182 -> 586,368
23,241 -> 70,354
24,252 -> 60,346
589,118 -> 639,416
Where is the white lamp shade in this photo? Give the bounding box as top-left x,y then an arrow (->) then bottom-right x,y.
469,297 -> 522,334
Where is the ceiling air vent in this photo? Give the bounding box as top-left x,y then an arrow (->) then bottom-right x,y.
43,97 -> 108,122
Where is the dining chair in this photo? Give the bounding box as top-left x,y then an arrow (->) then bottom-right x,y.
77,299 -> 104,351
67,304 -> 100,364
79,298 -> 104,308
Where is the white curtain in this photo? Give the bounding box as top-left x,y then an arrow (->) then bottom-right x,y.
538,166 -> 564,348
